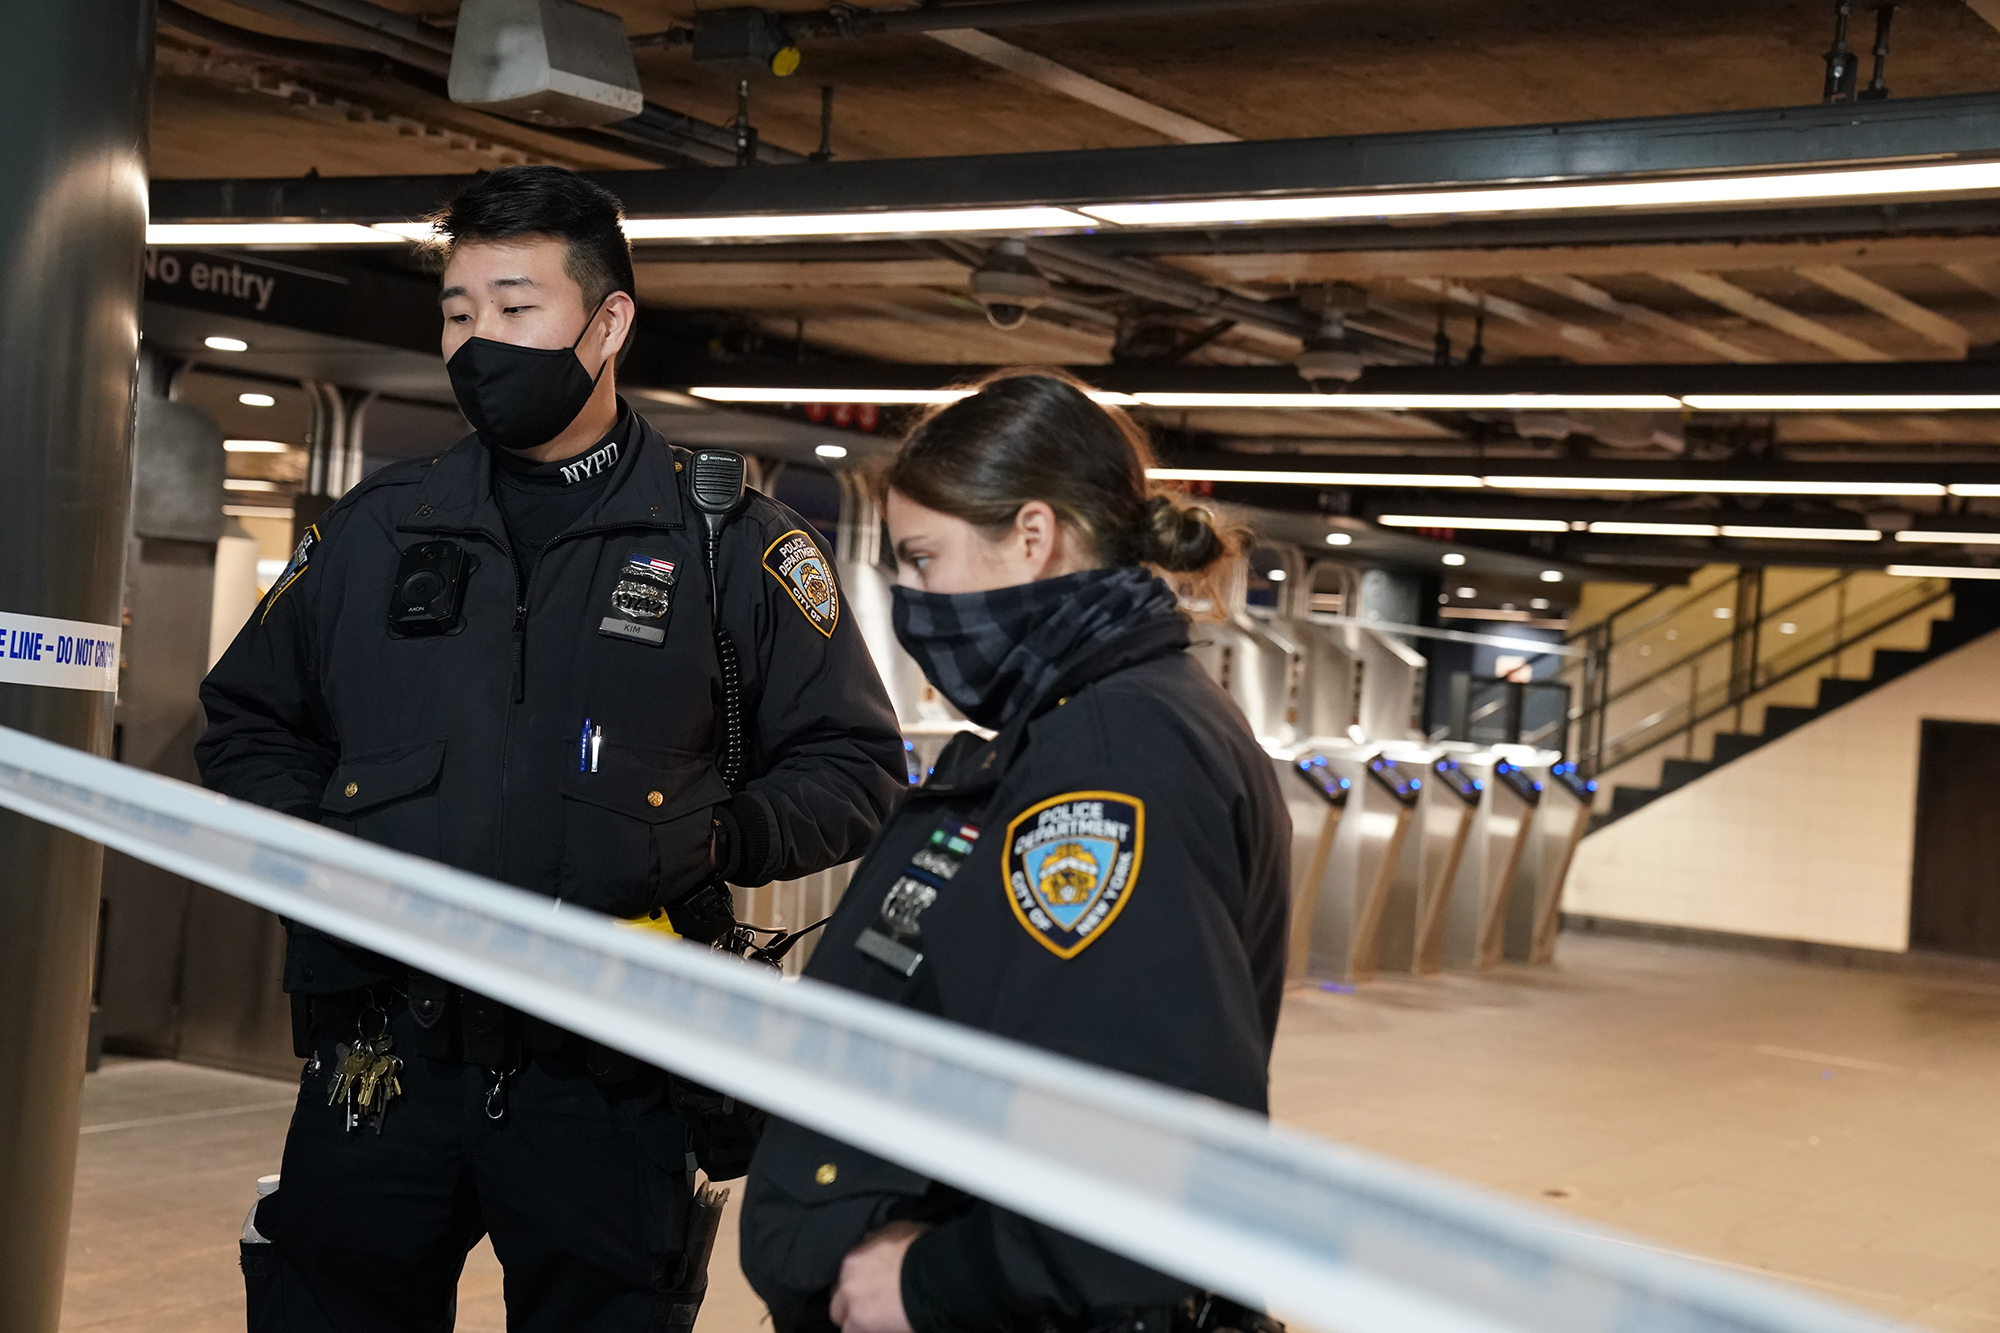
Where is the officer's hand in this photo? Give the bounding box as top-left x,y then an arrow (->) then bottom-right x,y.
829,1220 -> 925,1333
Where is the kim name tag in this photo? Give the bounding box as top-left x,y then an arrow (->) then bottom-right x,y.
599,616 -> 666,645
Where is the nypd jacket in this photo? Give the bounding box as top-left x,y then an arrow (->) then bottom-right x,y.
195,410 -> 905,993
738,617 -> 1291,1332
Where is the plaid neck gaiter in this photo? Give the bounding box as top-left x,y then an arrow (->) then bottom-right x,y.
891,565 -> 1182,730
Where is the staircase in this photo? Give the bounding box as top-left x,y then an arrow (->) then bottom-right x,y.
1575,576 -> 2000,833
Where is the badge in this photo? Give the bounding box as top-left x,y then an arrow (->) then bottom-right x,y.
762,529 -> 839,638
1004,792 -> 1144,959
601,552 -> 676,646
260,524 -> 318,623
856,817 -> 981,977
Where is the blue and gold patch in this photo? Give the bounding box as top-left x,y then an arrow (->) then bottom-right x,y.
1004,791 -> 1144,959
762,528 -> 839,638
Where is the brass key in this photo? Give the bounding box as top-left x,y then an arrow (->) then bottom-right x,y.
326,1040 -> 372,1109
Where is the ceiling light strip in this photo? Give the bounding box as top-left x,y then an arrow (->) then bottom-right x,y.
1893,530 -> 2000,544
1376,514 -> 1571,533
1887,564 -> 2000,579
1082,158 -> 2000,229
1147,468 -> 1485,488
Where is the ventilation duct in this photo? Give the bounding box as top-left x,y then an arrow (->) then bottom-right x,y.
449,0 -> 643,127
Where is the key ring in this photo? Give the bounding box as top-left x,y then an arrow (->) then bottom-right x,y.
357,1000 -> 390,1044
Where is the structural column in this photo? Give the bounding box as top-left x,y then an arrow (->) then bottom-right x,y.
0,4 -> 154,1329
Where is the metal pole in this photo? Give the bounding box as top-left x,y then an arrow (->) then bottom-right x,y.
0,2 -> 153,1328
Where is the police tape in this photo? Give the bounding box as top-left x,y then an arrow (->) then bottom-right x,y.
0,724 -> 1890,1333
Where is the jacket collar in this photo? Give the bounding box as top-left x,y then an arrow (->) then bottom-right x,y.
919,615 -> 1190,802
397,400 -> 687,544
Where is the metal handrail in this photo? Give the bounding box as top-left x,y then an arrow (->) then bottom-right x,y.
1594,581 -> 1953,770
1565,569 -> 1851,717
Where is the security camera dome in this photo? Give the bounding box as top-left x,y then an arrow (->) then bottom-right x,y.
970,239 -> 1049,331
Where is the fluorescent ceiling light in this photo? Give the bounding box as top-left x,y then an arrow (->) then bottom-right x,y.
691,385 -> 1140,407
1131,392 -> 1681,411
1440,553 -> 1467,566
1684,394 -> 2000,411
223,503 -> 292,518
147,223 -> 408,246
1947,484 -> 2000,497
372,221 -> 437,241
223,478 -> 282,492
1324,532 -> 1352,545
1888,564 -> 2000,579
223,439 -> 289,453
1082,159 -> 2000,229
624,206 -> 1094,242
1717,525 -> 1881,541
1539,570 -> 1563,582
1486,475 -> 1946,497
1376,514 -> 1570,533
1147,466 -> 1483,488
238,392 -> 276,407
1587,520 -> 1720,536
814,443 -> 849,459
1895,530 -> 2000,544
204,335 -> 249,352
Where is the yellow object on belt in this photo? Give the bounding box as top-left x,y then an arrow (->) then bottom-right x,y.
619,910 -> 680,939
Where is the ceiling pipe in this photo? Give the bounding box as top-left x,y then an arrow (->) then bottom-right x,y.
1024,239 -> 1429,361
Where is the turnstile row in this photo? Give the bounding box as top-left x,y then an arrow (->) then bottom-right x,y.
1278,747 -> 1594,985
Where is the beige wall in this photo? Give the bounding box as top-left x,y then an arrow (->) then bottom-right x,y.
1564,625 -> 2000,951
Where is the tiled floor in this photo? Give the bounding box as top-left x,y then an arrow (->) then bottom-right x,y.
58,934 -> 2000,1331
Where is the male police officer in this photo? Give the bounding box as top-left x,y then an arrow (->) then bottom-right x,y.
197,166 -> 905,1331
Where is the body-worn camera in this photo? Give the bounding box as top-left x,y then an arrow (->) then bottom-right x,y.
388,541 -> 473,636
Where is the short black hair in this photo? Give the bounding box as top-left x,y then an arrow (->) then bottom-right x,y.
429,165 -> 635,312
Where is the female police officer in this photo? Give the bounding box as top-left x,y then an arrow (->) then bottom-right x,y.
739,370 -> 1291,1333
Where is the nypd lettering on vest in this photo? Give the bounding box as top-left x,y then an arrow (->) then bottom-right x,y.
762,529 -> 839,639
1004,791 -> 1144,959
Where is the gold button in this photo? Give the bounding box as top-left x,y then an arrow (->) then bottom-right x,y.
814,1163 -> 837,1185
646,790 -> 664,807
344,782 -> 359,798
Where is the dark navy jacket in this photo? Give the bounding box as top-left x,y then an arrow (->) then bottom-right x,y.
196,409 -> 905,993
739,618 -> 1290,1331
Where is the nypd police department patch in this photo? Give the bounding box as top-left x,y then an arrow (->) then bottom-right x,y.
762,528 -> 839,638
1004,791 -> 1144,959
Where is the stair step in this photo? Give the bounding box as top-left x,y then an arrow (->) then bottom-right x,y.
1762,705 -> 1817,739
1870,648 -> 1929,684
1816,677 -> 1870,710
1658,758 -> 1715,792
1710,732 -> 1764,764
1609,785 -> 1662,818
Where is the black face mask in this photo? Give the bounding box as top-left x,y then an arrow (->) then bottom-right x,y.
446,299 -> 610,452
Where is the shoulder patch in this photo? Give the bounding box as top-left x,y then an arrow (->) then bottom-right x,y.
260,524 -> 319,623
761,528 -> 839,638
1004,791 -> 1144,959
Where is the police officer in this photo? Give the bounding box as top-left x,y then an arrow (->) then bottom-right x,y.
739,371 -> 1291,1333
196,165 -> 905,1331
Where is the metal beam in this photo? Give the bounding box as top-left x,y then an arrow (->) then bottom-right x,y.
923,29 -> 1237,143
674,357 -> 2000,397
1657,271 -> 1893,362
1517,275 -> 1771,363
1796,264 -> 1972,356
149,90 -> 2000,223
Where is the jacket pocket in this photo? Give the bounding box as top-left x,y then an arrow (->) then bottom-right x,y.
319,740 -> 446,858
558,741 -> 729,916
